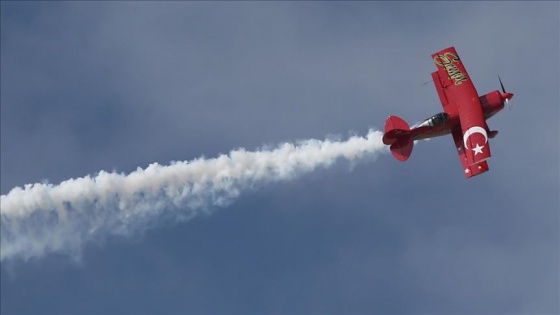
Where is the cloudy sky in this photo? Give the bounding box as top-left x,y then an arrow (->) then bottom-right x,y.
1,2 -> 558,314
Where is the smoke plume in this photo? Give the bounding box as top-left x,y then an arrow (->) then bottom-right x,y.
1,130 -> 386,262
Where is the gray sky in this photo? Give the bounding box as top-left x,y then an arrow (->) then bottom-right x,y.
1,2 -> 559,314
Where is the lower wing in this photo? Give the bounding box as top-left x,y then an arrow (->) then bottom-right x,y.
452,128 -> 489,178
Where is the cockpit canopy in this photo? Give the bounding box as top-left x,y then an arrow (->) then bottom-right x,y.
418,112 -> 449,128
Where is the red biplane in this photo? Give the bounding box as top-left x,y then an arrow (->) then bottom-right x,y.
382,46 -> 513,178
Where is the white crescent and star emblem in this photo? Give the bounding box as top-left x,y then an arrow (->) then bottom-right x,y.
472,143 -> 484,155
463,126 -> 488,155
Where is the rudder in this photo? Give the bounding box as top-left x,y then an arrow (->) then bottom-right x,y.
382,115 -> 410,144
382,116 -> 414,161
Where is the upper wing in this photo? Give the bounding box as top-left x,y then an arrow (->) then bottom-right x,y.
452,128 -> 489,178
431,46 -> 477,115
431,47 -> 476,94
431,70 -> 455,115
432,47 -> 491,166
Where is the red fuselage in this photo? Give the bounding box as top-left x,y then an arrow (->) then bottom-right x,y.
410,90 -> 508,141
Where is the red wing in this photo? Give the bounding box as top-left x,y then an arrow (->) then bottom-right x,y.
452,128 -> 489,178
431,47 -> 477,116
431,70 -> 455,115
433,47 -> 490,165
431,47 -> 477,95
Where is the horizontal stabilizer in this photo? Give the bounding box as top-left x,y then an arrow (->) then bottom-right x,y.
390,135 -> 413,161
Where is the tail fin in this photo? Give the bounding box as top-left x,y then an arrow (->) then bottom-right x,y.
382,116 -> 414,161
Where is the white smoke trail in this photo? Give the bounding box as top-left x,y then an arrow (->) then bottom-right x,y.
1,130 -> 387,262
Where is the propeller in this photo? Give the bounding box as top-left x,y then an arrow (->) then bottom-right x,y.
498,76 -> 514,109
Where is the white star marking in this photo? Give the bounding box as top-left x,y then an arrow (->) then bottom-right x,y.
472,143 -> 484,155
465,168 -> 470,174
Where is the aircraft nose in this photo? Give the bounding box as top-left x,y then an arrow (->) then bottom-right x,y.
502,92 -> 514,109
